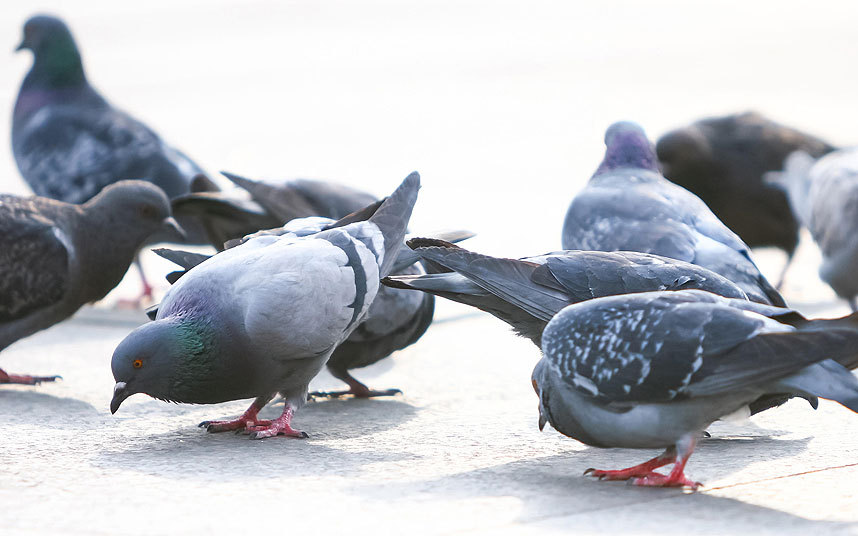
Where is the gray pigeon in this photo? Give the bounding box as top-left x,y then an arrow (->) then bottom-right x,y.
656,112 -> 835,288
13,15 -> 213,204
148,215 -> 475,398
13,14 -> 217,300
534,289 -> 858,488
110,172 -> 420,438
562,121 -> 785,307
0,180 -> 182,385
768,148 -> 858,310
171,172 -> 378,251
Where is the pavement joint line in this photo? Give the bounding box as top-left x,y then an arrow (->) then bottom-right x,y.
702,461 -> 858,492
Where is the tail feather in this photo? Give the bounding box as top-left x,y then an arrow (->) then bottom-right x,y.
775,360 -> 858,413
391,231 -> 475,273
406,240 -> 568,322
221,171 -> 319,222
793,311 -> 858,370
367,172 -> 421,277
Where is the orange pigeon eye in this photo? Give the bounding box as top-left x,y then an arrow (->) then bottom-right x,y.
132,359 -> 143,369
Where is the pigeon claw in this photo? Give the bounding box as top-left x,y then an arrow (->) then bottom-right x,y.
247,423 -> 309,440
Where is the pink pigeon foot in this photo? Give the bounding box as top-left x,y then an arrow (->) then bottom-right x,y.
199,399 -> 271,433
584,448 -> 676,481
247,404 -> 308,439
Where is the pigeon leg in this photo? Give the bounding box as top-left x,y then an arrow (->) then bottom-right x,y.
199,396 -> 273,433
0,368 -> 61,385
246,403 -> 309,440
115,256 -> 155,309
310,367 -> 402,399
774,250 -> 794,291
631,434 -> 702,489
584,447 -> 676,481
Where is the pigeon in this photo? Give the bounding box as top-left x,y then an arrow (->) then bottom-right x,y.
13,14 -> 217,300
657,112 -> 835,288
171,172 -> 378,251
562,121 -> 785,307
110,172 -> 420,438
150,223 -> 474,397
533,289 -> 858,488
0,180 -> 183,385
768,148 -> 858,310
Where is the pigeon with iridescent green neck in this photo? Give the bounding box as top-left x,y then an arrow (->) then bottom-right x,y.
110,172 -> 420,439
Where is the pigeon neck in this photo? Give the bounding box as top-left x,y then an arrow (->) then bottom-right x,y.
15,47 -> 91,122
595,139 -> 660,176
24,45 -> 87,91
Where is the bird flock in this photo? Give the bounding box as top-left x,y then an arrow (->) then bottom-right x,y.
4,14 -> 858,490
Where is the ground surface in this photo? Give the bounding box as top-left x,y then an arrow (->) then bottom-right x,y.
2,288 -> 857,536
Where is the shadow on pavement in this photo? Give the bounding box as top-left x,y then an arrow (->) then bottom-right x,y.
0,390 -> 101,429
340,434 -> 835,530
91,398 -> 420,481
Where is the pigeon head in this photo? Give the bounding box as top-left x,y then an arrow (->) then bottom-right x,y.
655,126 -> 713,178
17,15 -> 85,88
84,180 -> 185,244
595,121 -> 660,175
110,318 -> 209,413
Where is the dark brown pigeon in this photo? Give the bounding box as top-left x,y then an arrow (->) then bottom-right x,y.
0,180 -> 183,385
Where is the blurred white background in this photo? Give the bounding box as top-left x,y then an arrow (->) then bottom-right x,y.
1,0 -> 855,305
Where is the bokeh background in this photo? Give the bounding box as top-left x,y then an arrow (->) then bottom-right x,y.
2,0 -> 855,307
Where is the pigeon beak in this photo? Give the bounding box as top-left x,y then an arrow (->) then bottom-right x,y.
538,413 -> 547,432
110,382 -> 130,414
162,217 -> 186,241
14,40 -> 26,52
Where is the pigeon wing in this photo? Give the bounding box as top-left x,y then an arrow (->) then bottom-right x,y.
0,198 -> 69,322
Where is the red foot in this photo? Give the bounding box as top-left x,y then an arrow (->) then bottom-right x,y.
584,449 -> 676,481
199,403 -> 270,433
247,405 -> 308,440
0,369 -> 61,385
631,472 -> 702,489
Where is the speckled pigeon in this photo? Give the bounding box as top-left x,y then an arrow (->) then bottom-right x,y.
12,14 -> 217,300
562,121 -> 785,307
657,112 -> 835,288
149,225 -> 473,398
768,148 -> 858,310
110,172 -> 420,438
0,180 -> 182,385
533,289 -> 858,488
171,172 -> 378,251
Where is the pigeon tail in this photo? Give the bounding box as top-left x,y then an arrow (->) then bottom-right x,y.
792,311 -> 858,370
765,151 -> 816,227
775,360 -> 858,413
405,241 -> 566,322
367,172 -> 421,277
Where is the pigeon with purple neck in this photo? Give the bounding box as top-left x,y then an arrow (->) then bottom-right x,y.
562,121 -> 784,306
